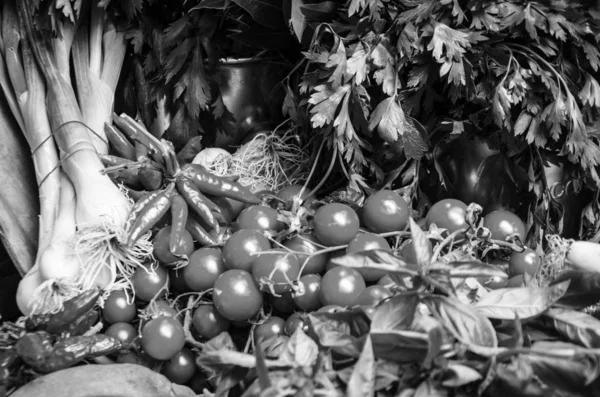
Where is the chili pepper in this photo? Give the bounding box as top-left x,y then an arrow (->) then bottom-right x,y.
176,136 -> 203,164
176,177 -> 220,232
0,348 -> 19,382
185,216 -> 218,246
126,184 -> 175,246
223,175 -> 241,183
123,187 -> 150,202
135,141 -> 149,161
169,194 -> 189,255
113,113 -> 161,155
15,332 -> 53,370
181,163 -> 260,204
123,190 -> 162,233
39,290 -> 100,335
139,166 -> 164,191
63,310 -> 100,337
104,123 -> 136,161
99,154 -> 143,189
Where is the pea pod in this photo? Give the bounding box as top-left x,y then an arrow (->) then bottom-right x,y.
169,194 -> 189,255
181,163 -> 260,204
123,190 -> 162,233
126,183 -> 175,246
104,123 -> 136,161
185,216 -> 218,246
176,176 -> 220,232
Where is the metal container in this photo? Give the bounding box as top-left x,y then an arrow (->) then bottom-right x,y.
214,57 -> 289,149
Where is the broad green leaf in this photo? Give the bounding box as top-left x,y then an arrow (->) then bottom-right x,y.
232,0 -> 284,29
308,309 -> 370,358
370,329 -> 430,363
552,270 -> 600,310
347,337 -> 375,397
330,249 -> 419,276
440,362 -> 482,387
414,378 -> 448,397
542,308 -> 600,348
446,261 -> 508,279
409,217 -> 432,270
424,295 -> 498,348
474,280 -> 570,320
423,326 -> 445,369
279,328 -> 319,367
370,293 -> 420,331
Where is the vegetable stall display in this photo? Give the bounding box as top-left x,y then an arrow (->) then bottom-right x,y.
1,1 -> 600,397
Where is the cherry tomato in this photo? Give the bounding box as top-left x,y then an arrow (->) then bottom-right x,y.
252,249 -> 300,294
104,322 -> 137,344
505,274 -> 527,288
212,269 -> 264,321
346,232 -> 391,282
293,274 -> 322,311
140,316 -> 185,360
324,250 -> 345,272
153,226 -> 194,265
223,229 -> 271,272
283,233 -> 328,275
276,184 -> 314,207
161,348 -> 196,385
184,248 -> 226,291
102,290 -> 136,324
116,351 -> 154,368
361,190 -> 410,233
509,248 -> 540,277
483,210 -> 526,242
313,203 -> 360,246
425,199 -> 468,234
400,238 -> 433,264
268,291 -> 296,315
482,274 -> 508,289
236,205 -> 285,234
353,286 -> 392,307
193,304 -> 230,340
131,263 -> 169,302
320,267 -> 366,307
284,312 -> 309,336
254,316 -> 286,342
151,300 -> 182,323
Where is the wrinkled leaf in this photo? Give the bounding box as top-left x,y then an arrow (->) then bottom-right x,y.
440,362 -> 483,387
542,308 -> 600,348
370,329 -> 430,363
308,309 -> 370,357
279,328 -> 319,367
347,337 -> 375,397
474,281 -> 570,320
424,295 -> 498,348
370,293 -> 419,331
483,356 -> 547,397
331,249 -> 419,276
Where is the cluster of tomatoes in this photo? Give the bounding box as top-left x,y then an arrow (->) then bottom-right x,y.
98,185 -> 539,390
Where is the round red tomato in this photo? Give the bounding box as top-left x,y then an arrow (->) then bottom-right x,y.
346,232 -> 391,282
313,203 -> 360,246
483,210 -> 526,242
293,274 -> 322,311
150,300 -> 182,323
131,263 -> 169,302
426,199 -> 468,234
505,274 -> 527,288
361,190 -> 410,233
212,269 -> 264,321
254,316 -> 286,342
236,205 -> 285,234
284,312 -> 309,336
103,290 -> 136,324
353,285 -> 392,307
509,248 -> 540,277
400,238 -> 433,264
161,348 -> 196,385
276,184 -> 313,205
153,226 -> 194,265
268,291 -> 296,315
184,248 -> 226,291
140,316 -> 185,360
104,322 -> 137,344
192,304 -> 231,340
252,250 -> 300,294
320,267 -> 366,307
223,229 -> 271,272
283,233 -> 328,275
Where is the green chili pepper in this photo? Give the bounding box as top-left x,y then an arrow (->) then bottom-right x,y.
176,177 -> 221,232
181,163 -> 260,204
123,190 -> 162,233
169,194 -> 189,255
185,216 -> 218,246
126,184 -> 175,246
176,136 -> 203,164
104,123 -> 136,161
139,166 -> 164,191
